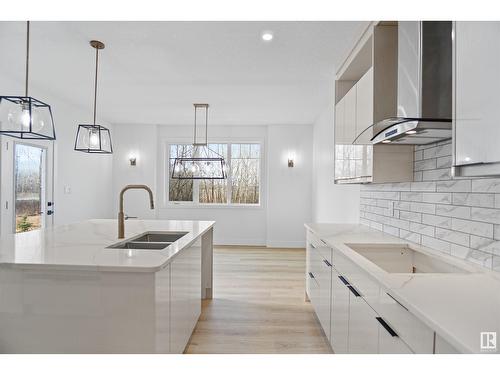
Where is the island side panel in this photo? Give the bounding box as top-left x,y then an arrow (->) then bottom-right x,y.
201,227 -> 213,299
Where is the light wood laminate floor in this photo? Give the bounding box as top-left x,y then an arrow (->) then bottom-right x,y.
185,246 -> 333,354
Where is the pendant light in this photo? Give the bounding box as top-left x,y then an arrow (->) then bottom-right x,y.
171,104 -> 226,180
0,21 -> 56,140
74,40 -> 112,154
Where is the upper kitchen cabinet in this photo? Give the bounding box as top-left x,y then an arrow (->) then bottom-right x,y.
334,22 -> 414,184
453,21 -> 500,177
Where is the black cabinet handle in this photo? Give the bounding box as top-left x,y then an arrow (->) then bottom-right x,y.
308,272 -> 315,279
310,243 -> 316,249
338,275 -> 349,285
347,285 -> 361,297
376,317 -> 398,337
323,259 -> 332,267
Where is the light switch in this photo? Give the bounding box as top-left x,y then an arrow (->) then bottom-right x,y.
64,186 -> 72,194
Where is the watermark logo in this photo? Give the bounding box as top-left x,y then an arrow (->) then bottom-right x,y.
480,332 -> 497,352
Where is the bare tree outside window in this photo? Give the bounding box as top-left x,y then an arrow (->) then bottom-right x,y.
168,142 -> 261,205
199,144 -> 228,204
169,144 -> 194,201
231,144 -> 260,204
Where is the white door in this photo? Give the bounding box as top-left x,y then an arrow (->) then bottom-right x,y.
0,137 -> 54,235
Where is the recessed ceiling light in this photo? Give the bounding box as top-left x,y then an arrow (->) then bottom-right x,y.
406,130 -> 417,134
382,140 -> 392,143
261,31 -> 273,42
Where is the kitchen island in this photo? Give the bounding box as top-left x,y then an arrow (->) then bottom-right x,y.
0,219 -> 215,353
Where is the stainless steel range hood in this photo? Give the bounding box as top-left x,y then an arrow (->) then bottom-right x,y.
369,21 -> 452,145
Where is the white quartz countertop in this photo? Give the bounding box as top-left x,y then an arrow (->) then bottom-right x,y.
0,219 -> 214,272
305,223 -> 500,354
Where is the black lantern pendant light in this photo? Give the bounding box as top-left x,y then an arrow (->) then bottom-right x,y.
74,40 -> 112,154
0,21 -> 56,140
171,104 -> 226,180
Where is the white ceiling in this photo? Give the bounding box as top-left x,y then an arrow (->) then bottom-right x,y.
0,21 -> 367,126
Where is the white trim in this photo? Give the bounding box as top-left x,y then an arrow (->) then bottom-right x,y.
266,240 -> 307,249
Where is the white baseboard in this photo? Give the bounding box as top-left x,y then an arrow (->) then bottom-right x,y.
265,240 -> 306,248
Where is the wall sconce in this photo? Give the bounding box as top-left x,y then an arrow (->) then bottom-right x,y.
129,154 -> 137,166
287,152 -> 295,168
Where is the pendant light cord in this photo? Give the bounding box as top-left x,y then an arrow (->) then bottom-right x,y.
25,21 -> 30,97
93,45 -> 99,125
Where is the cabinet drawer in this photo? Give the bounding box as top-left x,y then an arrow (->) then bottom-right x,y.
332,247 -> 380,306
307,231 -> 331,261
378,291 -> 434,353
434,334 -> 460,354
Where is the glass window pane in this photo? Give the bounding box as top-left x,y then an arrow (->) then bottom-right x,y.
15,144 -> 43,233
231,147 -> 260,204
199,144 -> 228,204
168,144 -> 193,202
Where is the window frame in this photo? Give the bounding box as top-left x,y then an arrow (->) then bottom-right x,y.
162,139 -> 265,209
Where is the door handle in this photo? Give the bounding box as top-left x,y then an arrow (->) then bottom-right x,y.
338,275 -> 350,285
323,259 -> 332,267
347,285 -> 361,297
376,317 -> 398,337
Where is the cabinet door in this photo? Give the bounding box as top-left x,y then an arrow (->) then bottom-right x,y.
455,22 -> 500,168
355,68 -> 374,144
344,85 -> 357,144
377,317 -> 413,354
348,286 -> 379,354
331,272 -> 350,353
188,241 -> 202,333
309,247 -> 332,340
335,97 -> 345,144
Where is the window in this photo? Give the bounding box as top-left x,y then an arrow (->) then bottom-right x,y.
168,142 -> 261,205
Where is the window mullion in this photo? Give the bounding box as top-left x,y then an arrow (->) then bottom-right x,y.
227,143 -> 232,204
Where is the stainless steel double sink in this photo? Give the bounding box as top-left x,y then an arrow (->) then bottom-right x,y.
108,231 -> 188,250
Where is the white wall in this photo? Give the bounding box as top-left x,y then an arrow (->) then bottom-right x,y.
0,74 -> 114,234
111,123 -> 313,247
312,102 -> 360,223
266,125 -> 313,247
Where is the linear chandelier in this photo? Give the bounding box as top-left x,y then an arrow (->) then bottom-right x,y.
171,104 -> 226,180
74,40 -> 112,154
0,21 -> 56,140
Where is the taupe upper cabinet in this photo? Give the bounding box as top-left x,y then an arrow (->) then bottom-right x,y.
334,22 -> 414,184
453,21 -> 500,177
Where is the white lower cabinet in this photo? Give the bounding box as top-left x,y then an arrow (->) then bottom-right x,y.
434,334 -> 460,354
308,240 -> 333,340
331,272 -> 350,353
347,288 -> 380,353
306,233 -> 442,354
170,241 -> 201,353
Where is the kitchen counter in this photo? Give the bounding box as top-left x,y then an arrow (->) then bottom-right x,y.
305,223 -> 500,354
0,219 -> 215,272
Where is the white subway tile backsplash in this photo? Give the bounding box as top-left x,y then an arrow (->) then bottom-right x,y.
452,193 -> 495,208
359,142 -> 500,271
451,218 -> 494,238
435,204 -> 471,219
414,150 -> 423,161
435,228 -> 470,247
421,214 -> 452,229
422,168 -> 451,181
415,159 -> 437,171
421,235 -> 451,254
410,202 -> 436,214
421,192 -> 452,204
472,178 -> 500,193
410,222 -> 435,236
436,156 -> 452,169
471,207 -> 500,224
400,211 -> 422,223
401,192 -> 423,202
436,180 -> 472,192
411,181 -> 437,192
